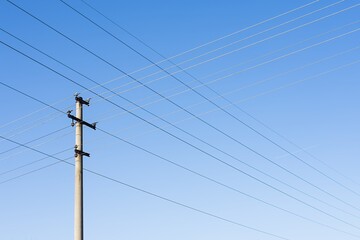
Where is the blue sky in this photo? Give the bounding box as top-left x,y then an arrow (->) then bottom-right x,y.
0,0 -> 359,239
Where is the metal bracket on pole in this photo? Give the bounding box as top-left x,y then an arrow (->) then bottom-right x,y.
67,110 -> 97,130
75,149 -> 90,158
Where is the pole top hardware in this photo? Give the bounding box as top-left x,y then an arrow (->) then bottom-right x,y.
74,93 -> 90,106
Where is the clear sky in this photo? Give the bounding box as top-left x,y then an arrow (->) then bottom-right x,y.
0,0 -> 359,239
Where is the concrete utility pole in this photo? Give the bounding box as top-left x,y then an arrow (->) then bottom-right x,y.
67,93 -> 96,240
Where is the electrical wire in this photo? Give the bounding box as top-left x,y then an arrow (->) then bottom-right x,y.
0,0 -> 320,135
89,8 -> 359,188
1,40 -> 360,231
4,0 -> 360,222
96,59 -> 360,221
77,0 -> 321,89
0,90 -> 70,131
0,110 -> 64,147
0,128 -> 72,163
0,134 -> 294,240
94,29 -> 360,112
108,0 -> 345,74
1,128 -> 359,239
99,45 -> 360,125
61,0 -> 344,84
0,125 -> 70,156
2,28 -> 360,218
109,26 -> 360,100
63,2 -> 360,95
1,0 -> 358,236
0,4 -> 355,138
2,52 -> 359,221
0,80 -> 70,145
2,23 -> 356,188
41,0 -> 360,210
0,147 -> 73,177
92,25 -> 360,201
73,3 -> 360,200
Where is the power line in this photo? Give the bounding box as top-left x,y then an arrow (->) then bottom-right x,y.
59,0 -> 342,93
0,0 -> 321,137
87,16 -> 360,188
2,45 -> 358,223
0,110 -> 61,142
88,18 -> 358,103
2,23 -> 360,221
1,42 -> 360,230
0,134 -> 293,240
81,5 -> 360,199
5,19 -> 358,198
82,8 -> 359,188
98,59 -> 360,221
40,0 -> 360,211
92,50 -> 360,220
2,126 -> 359,238
0,128 -> 72,163
2,1 -> 356,221
70,2 -> 359,94
103,45 -> 359,124
1,1 -> 358,238
99,46 -> 359,142
96,128 -> 360,227
91,24 -> 359,123
178,20 -> 359,86
69,0 -> 360,201
0,81 -> 66,114
0,100 -> 65,131
111,26 -> 360,99
0,68 -> 71,147
0,157 -> 70,185
123,0 -> 345,73
0,126 -> 69,156
126,59 -> 360,148
2,50 -> 359,221
1,1 -> 358,124
7,0 -> 360,211
166,59 -> 360,130
1,102 -> 358,236
78,0 -> 320,85
0,147 -> 72,177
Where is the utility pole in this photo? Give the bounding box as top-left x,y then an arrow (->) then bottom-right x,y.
67,93 -> 96,240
